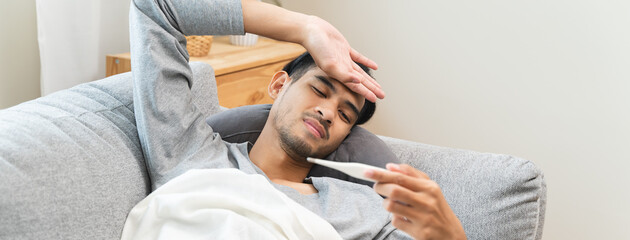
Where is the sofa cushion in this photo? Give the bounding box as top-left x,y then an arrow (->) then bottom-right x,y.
379,136 -> 546,240
206,104 -> 400,186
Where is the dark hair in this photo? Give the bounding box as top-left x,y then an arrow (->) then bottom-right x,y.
282,52 -> 376,125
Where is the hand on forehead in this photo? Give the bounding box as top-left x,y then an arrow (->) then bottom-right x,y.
300,67 -> 365,108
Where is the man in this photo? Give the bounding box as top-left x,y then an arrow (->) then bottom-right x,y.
130,0 -> 466,239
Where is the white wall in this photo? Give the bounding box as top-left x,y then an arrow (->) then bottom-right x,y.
283,0 -> 630,239
0,0 -> 40,109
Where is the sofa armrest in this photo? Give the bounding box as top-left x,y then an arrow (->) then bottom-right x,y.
379,136 -> 546,240
0,62 -> 217,240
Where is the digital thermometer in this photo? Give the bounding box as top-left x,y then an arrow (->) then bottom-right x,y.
306,157 -> 386,182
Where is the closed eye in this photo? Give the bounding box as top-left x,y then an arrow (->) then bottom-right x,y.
339,110 -> 350,123
312,87 -> 326,98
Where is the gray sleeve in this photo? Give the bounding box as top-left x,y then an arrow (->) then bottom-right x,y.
129,0 -> 244,189
374,221 -> 413,240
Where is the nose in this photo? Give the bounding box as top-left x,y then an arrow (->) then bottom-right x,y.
315,105 -> 333,125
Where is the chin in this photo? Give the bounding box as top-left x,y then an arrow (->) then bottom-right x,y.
300,131 -> 341,157
278,126 -> 315,158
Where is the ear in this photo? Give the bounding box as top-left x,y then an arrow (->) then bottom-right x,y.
268,71 -> 291,100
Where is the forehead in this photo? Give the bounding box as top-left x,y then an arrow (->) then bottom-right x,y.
296,67 -> 365,105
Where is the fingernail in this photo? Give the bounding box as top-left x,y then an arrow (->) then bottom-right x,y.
364,169 -> 374,178
386,163 -> 400,171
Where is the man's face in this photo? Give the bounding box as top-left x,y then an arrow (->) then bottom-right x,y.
269,67 -> 365,160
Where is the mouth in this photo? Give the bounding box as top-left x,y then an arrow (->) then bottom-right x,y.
304,118 -> 325,139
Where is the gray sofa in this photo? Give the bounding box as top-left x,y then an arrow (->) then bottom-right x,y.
0,62 -> 546,240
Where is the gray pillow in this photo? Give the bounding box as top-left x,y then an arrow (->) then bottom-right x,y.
206,104 -> 400,186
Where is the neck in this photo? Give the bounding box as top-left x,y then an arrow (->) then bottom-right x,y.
249,123 -> 312,183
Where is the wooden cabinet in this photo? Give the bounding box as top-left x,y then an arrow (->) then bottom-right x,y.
106,36 -> 305,108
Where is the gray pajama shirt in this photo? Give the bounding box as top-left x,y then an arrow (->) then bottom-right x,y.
129,0 -> 411,238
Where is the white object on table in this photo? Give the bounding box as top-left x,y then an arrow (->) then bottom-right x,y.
229,33 -> 259,46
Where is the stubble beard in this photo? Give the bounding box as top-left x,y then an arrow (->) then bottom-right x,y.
274,113 -> 313,160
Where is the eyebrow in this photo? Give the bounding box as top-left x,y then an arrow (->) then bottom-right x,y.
344,100 -> 361,118
314,75 -> 360,119
315,75 -> 336,93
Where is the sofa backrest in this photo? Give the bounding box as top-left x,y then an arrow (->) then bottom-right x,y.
381,136 -> 546,240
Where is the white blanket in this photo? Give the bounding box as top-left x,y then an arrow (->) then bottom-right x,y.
121,169 -> 342,240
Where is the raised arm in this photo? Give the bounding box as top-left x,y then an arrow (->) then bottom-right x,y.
240,0 -> 385,102
130,0 -> 245,189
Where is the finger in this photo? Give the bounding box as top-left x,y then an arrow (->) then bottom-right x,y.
352,63 -> 385,98
352,61 -> 382,89
366,167 -> 431,189
336,65 -> 362,84
361,76 -> 384,100
348,64 -> 384,101
374,181 -> 420,201
347,81 -> 377,103
374,175 -> 440,197
383,198 -> 416,219
323,60 -> 381,102
351,62 -> 381,89
350,71 -> 363,84
383,198 -> 426,234
377,183 -> 439,208
316,55 -> 359,85
370,172 -> 442,196
394,214 -> 412,224
373,177 -> 431,199
350,47 -> 378,70
386,163 -> 429,179
391,214 -> 414,232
